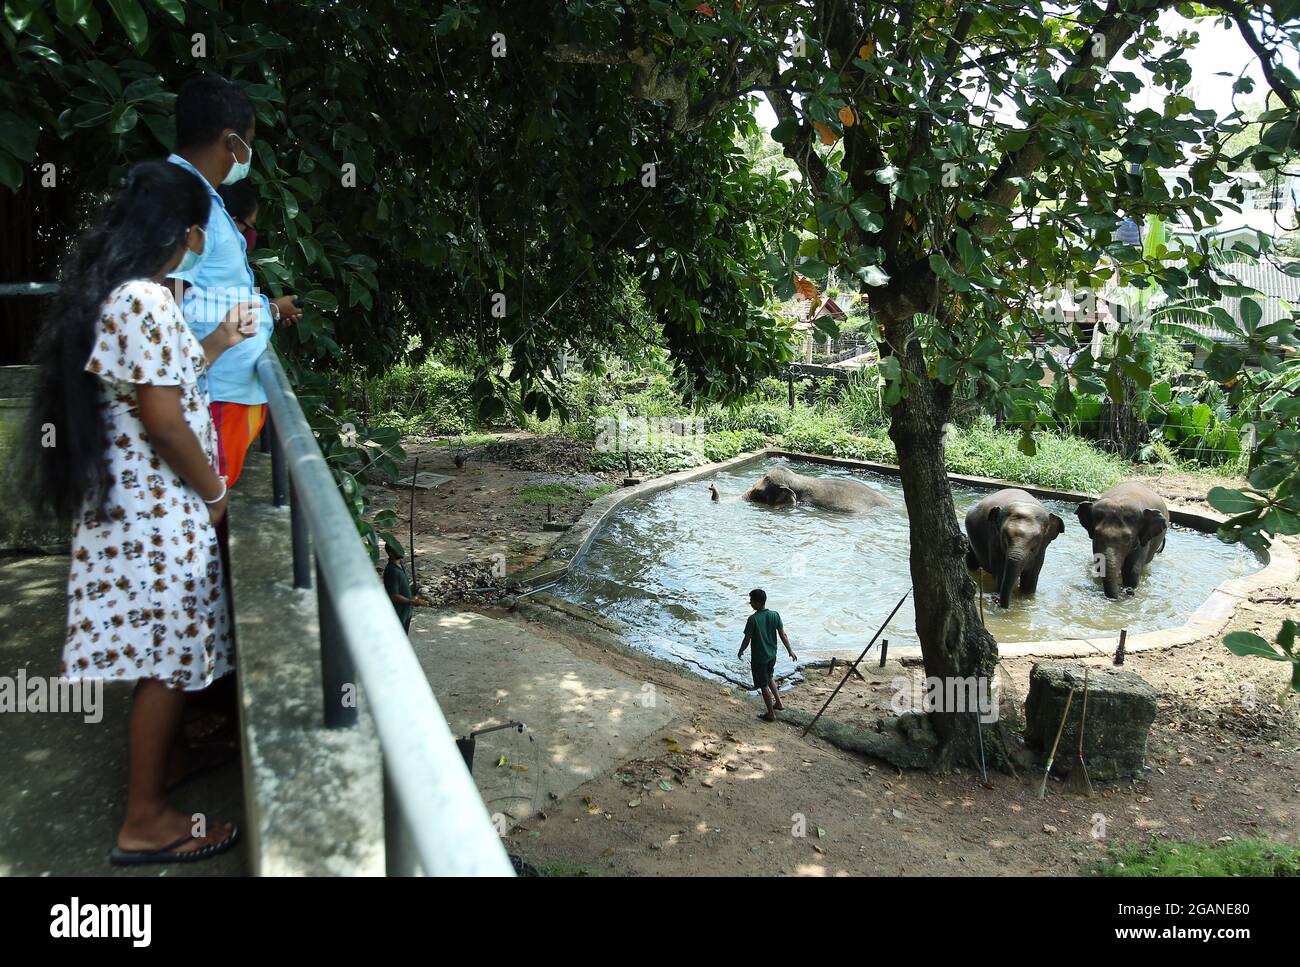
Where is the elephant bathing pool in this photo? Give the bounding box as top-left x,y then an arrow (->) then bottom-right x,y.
553,458 -> 1263,684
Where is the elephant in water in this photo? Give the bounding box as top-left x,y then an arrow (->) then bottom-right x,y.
742,465 -> 891,512
964,488 -> 1065,609
1076,481 -> 1169,599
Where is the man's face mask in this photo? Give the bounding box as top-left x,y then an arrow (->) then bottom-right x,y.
223,132 -> 253,185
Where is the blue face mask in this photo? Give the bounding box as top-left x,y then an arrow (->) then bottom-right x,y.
222,133 -> 253,185
177,227 -> 206,273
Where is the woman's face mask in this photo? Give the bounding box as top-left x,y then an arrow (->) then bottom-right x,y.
222,133 -> 253,185
177,226 -> 206,273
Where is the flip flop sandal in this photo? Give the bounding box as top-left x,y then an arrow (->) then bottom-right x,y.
165,738 -> 240,794
109,825 -> 239,866
756,712 -> 776,722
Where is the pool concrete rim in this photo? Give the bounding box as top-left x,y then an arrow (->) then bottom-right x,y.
513,447 -> 1298,663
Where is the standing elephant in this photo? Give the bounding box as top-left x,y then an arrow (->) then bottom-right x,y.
1076,482 -> 1169,599
964,488 -> 1065,609
742,465 -> 890,513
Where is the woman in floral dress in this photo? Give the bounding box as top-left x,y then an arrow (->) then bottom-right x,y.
27,161 -> 260,865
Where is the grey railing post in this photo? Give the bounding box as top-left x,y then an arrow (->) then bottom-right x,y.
383,760 -> 420,876
269,414 -> 288,508
290,478 -> 311,589
317,557 -> 358,729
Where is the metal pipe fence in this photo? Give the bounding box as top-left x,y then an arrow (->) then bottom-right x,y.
255,349 -> 512,875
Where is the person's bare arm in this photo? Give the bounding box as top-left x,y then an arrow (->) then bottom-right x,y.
737,633 -> 751,661
779,626 -> 797,661
137,384 -> 227,524
198,301 -> 261,365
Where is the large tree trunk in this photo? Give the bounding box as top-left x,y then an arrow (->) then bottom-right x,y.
879,295 -> 998,765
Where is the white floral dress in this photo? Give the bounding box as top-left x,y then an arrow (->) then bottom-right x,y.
61,279 -> 233,691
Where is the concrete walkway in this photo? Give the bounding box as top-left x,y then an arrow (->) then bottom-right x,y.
0,554 -> 246,875
408,609 -> 677,822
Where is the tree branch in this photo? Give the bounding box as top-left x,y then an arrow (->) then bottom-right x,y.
968,1 -> 1156,238
1217,1 -> 1300,112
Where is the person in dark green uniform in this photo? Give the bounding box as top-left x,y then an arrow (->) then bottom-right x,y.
738,588 -> 797,722
383,541 -> 417,633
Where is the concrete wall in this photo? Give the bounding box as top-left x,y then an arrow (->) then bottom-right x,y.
0,365 -> 67,552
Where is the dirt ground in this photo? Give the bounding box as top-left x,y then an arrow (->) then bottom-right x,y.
387,435 -> 1299,876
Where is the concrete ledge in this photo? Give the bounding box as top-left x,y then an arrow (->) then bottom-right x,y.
516,447 -> 1296,665
230,452 -> 384,875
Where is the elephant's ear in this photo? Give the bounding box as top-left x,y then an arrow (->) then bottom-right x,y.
1076,501 -> 1094,536
779,486 -> 798,506
987,505 -> 1003,526
1048,514 -> 1065,540
1139,508 -> 1167,545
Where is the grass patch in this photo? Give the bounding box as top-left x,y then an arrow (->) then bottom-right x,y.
512,483 -> 614,506
1094,837 -> 1300,877
777,413 -> 1128,493
944,421 -> 1127,493
530,860 -> 604,877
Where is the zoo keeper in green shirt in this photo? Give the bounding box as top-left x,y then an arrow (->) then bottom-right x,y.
738,588 -> 797,722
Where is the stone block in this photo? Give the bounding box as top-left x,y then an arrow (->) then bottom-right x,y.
1023,660 -> 1158,780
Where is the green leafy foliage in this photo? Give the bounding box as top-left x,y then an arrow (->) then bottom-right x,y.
363,362 -> 477,435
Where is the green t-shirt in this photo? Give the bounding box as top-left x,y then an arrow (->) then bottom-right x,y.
744,608 -> 783,664
384,560 -> 413,628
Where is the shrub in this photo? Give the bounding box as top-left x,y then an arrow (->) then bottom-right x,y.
778,411 -> 1126,492
701,428 -> 767,462
838,375 -> 887,433
944,420 -> 1127,492
366,362 -> 476,434
718,401 -> 794,435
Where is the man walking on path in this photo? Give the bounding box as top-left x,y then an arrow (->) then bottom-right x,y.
384,542 -> 417,634
738,588 -> 797,722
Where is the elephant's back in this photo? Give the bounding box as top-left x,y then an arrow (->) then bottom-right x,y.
816,476 -> 891,510
1100,481 -> 1169,517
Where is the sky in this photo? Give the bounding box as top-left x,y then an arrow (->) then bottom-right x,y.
751,11 -> 1292,132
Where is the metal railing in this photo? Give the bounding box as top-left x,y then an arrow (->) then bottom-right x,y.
256,348 -> 513,876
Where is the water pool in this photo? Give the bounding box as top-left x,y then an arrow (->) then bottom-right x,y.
554,458 -> 1262,684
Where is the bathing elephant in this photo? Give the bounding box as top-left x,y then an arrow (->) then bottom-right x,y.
964,488 -> 1065,609
1076,481 -> 1169,599
742,465 -> 890,513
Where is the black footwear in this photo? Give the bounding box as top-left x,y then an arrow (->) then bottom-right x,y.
109,825 -> 239,866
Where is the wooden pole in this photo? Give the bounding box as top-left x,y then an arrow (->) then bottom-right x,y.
409,456 -> 419,591
801,589 -> 910,738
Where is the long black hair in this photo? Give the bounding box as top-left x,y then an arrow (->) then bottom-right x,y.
25,159 -> 211,520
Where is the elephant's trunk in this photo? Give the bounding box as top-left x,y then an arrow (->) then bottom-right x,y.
998,556 -> 1025,609
1102,547 -> 1123,599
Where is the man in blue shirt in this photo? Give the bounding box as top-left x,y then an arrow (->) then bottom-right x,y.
167,74 -> 301,487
